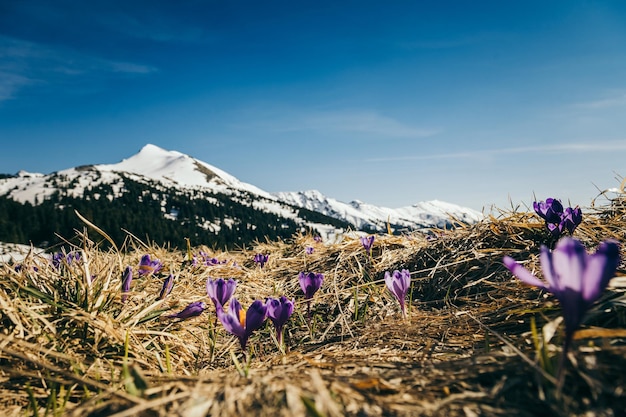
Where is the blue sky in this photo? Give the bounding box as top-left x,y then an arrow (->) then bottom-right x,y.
1,1 -> 626,211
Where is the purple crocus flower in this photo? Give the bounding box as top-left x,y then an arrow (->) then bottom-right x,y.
360,235 -> 375,254
206,277 -> 237,310
503,237 -> 620,355
533,198 -> 564,224
253,253 -> 269,268
560,206 -> 583,235
534,199 -> 584,240
314,236 -> 322,243
299,271 -> 324,328
202,255 -> 226,266
266,296 -> 295,345
158,274 -> 175,300
51,251 -> 81,269
217,298 -> 267,350
384,269 -> 411,318
169,301 -> 207,320
298,272 -> 324,299
121,266 -> 133,302
305,246 -> 314,255
51,252 -> 65,269
67,251 -> 81,264
138,254 -> 162,276
198,251 -> 226,265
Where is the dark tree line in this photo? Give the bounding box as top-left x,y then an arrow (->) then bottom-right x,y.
0,177 -> 351,251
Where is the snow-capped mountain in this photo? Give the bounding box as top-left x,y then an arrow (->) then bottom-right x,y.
273,190 -> 482,231
2,144 -> 273,205
0,144 -> 482,248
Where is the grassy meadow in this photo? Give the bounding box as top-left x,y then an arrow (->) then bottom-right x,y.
1,198 -> 625,416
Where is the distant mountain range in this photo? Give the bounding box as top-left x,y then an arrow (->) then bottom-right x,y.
0,144 -> 482,249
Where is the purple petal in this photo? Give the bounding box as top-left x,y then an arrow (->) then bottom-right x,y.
539,245 -> 558,291
245,300 -> 267,334
581,240 -> 620,303
503,256 -> 547,290
546,221 -> 562,239
266,296 -> 295,329
158,274 -> 175,300
138,254 -> 162,276
169,301 -> 206,320
218,298 -> 245,338
551,238 -> 586,294
384,271 -> 395,293
560,207 -> 583,234
534,199 -> 564,223
299,272 -> 324,299
254,254 -> 269,267
533,201 -> 544,218
206,278 -> 237,308
121,266 -> 133,302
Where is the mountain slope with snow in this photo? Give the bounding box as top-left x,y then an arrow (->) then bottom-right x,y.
0,144 -> 482,248
273,190 -> 483,232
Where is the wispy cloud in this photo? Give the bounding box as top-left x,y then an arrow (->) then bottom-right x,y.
0,72 -> 34,101
573,93 -> 626,110
366,141 -> 626,162
0,36 -> 157,102
271,110 -> 441,139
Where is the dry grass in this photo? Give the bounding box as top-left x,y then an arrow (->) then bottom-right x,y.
1,197 -> 626,416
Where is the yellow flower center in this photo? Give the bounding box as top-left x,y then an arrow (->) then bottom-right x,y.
239,308 -> 246,327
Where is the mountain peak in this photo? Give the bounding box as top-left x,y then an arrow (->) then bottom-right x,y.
94,144 -> 275,199
137,143 -> 179,158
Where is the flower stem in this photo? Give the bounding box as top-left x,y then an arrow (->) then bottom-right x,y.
555,334 -> 572,397
307,300 -> 313,337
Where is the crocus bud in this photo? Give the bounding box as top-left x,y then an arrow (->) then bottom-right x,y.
298,272 -> 324,299
169,301 -> 206,320
384,269 -> 411,318
360,235 -> 375,254
253,253 -> 269,268
206,277 -> 237,310
121,266 -> 133,302
266,296 -> 295,344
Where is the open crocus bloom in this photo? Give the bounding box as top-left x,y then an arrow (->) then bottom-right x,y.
253,253 -> 269,268
360,235 -> 375,254
138,254 -> 163,276
384,269 -> 411,318
206,278 -> 237,310
503,237 -> 620,343
217,298 -> 267,350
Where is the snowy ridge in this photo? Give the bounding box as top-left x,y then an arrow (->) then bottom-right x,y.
273,190 -> 483,231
